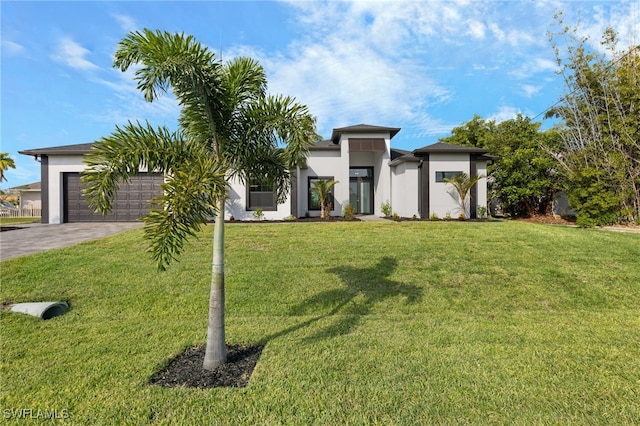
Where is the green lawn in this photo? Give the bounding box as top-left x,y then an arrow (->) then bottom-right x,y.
1,221 -> 639,424
0,217 -> 40,225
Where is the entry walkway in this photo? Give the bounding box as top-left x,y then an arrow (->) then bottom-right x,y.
0,222 -> 143,261
357,215 -> 388,222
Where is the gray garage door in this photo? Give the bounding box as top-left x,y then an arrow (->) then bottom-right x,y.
63,172 -> 164,222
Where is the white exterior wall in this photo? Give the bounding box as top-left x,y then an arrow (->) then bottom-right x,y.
225,176 -> 292,221
19,191 -> 41,209
476,160 -> 488,214
429,153 -> 471,219
46,155 -> 87,224
221,130 -> 395,220
300,149 -> 343,217
390,162 -> 420,218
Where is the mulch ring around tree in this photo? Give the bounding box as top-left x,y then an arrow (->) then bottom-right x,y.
150,344 -> 264,389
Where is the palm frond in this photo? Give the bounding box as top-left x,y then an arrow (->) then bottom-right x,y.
81,121 -> 191,214
114,29 -> 222,111
142,156 -> 226,270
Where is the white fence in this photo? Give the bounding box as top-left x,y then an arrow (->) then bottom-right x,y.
1,208 -> 42,218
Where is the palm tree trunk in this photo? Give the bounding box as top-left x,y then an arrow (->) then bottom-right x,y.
203,196 -> 227,370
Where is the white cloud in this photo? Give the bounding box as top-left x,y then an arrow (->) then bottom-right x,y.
2,40 -> 25,56
264,36 -> 450,137
577,1 -> 639,54
112,14 -> 137,33
267,0 -> 559,137
51,37 -> 100,71
410,114 -> 462,138
90,66 -> 180,127
467,20 -> 486,39
521,84 -> 542,98
547,1 -> 639,59
510,57 -> 558,79
488,105 -> 522,123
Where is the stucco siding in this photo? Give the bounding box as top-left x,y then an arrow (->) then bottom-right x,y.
476,161 -> 488,214
46,155 -> 87,224
19,192 -> 41,209
391,162 -> 420,218
226,176 -> 292,220
301,150 -> 343,217
429,153 -> 471,218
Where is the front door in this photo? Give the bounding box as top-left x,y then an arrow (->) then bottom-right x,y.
349,167 -> 374,215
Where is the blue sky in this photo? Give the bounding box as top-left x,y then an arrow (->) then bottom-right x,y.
1,0 -> 638,189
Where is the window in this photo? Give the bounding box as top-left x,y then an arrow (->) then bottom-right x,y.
308,176 -> 335,211
435,171 -> 463,183
247,179 -> 276,211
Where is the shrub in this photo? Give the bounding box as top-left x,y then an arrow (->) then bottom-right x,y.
567,167 -> 623,227
477,206 -> 488,219
252,208 -> 264,220
392,212 -> 400,220
430,212 -> 439,221
381,201 -> 392,217
343,203 -> 355,220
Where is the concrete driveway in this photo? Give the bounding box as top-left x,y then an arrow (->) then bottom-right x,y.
0,222 -> 143,261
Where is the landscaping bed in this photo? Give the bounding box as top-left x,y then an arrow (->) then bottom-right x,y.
150,344 -> 264,388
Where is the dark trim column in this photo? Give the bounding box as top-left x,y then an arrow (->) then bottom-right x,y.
40,155 -> 49,224
470,155 -> 478,219
290,170 -> 298,218
419,158 -> 429,218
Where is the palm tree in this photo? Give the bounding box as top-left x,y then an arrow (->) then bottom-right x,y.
311,179 -> 338,219
81,29 -> 318,370
443,172 -> 485,219
0,152 -> 16,182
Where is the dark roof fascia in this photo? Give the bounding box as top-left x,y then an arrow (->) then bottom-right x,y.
310,140 -> 341,151
330,124 -> 401,144
413,142 -> 489,155
389,156 -> 422,167
389,148 -> 421,167
19,143 -> 95,157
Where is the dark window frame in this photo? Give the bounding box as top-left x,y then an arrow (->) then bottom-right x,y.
435,171 -> 463,183
246,178 -> 277,211
308,176 -> 335,212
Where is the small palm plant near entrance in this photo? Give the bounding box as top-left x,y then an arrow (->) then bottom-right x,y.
311,179 -> 338,219
443,172 -> 485,219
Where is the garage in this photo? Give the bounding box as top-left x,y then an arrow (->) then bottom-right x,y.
63,172 -> 164,222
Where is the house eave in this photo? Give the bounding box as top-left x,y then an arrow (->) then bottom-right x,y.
19,143 -> 95,157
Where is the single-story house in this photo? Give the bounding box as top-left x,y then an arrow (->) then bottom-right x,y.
11,182 -> 42,210
19,124 -> 491,224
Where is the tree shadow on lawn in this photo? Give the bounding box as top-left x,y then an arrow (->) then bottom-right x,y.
268,256 -> 423,342
151,256 -> 422,389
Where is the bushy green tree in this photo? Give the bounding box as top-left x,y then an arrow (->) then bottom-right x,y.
546,20 -> 640,225
440,115 -> 562,217
82,30 -> 318,369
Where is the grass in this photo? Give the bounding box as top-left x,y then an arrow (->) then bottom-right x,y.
0,217 -> 40,225
1,221 -> 639,424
